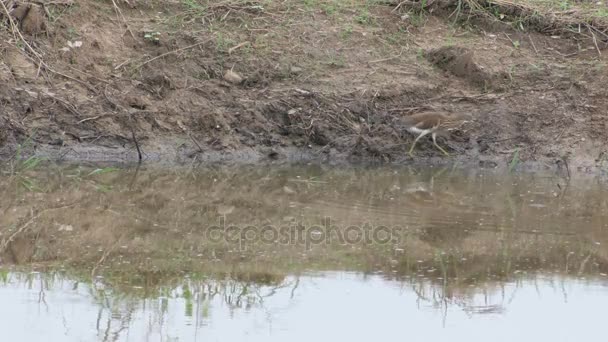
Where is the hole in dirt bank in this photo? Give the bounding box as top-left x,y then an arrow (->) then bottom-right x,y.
425,46 -> 507,89
9,2 -> 46,35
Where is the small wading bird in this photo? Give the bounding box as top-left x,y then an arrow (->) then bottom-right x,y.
401,112 -> 472,156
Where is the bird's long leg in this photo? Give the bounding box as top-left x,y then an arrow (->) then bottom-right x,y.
432,133 -> 450,156
408,130 -> 430,156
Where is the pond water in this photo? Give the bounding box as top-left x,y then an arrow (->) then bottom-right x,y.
1,271 -> 607,342
1,164 -> 608,341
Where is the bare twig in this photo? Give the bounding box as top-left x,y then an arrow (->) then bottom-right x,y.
0,209 -> 38,253
110,0 -> 136,40
369,48 -> 404,64
0,203 -> 75,253
32,0 -> 74,6
528,35 -> 538,54
588,26 -> 602,56
77,115 -> 104,124
90,235 -> 125,278
188,133 -> 204,153
228,41 -> 250,54
128,116 -> 143,163
44,93 -> 83,117
114,58 -> 131,70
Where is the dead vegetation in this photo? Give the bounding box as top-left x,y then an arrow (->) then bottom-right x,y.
389,0 -> 608,37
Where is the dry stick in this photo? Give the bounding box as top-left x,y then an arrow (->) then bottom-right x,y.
528,35 -> 538,54
135,38 -> 214,70
578,254 -> 592,276
0,209 -> 38,253
588,24 -> 608,41
561,156 -> 571,180
391,0 -> 425,12
44,93 -> 83,117
503,32 -> 516,47
114,58 -> 131,70
369,48 -> 404,64
110,0 -> 135,40
77,115 -> 104,124
588,26 -> 602,56
67,65 -> 110,84
32,0 -> 74,5
188,133 -> 204,153
128,115 -> 143,163
228,41 -> 250,54
90,235 -> 125,278
177,122 -> 204,153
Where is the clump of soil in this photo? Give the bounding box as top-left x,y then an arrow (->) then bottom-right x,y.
0,0 -> 607,171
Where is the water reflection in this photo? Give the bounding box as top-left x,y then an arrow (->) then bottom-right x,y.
1,271 -> 607,341
1,165 -> 608,278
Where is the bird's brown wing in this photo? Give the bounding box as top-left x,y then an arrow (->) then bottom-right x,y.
403,113 -> 442,130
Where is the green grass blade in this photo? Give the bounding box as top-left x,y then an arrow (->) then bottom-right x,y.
509,148 -> 520,173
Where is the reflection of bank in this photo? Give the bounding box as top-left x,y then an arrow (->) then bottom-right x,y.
1,165 -> 608,293
1,271 -> 605,341
418,224 -> 472,247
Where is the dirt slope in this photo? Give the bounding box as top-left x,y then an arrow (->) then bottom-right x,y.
1,0 -> 608,171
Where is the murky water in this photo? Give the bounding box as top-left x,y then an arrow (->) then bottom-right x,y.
1,164 -> 608,341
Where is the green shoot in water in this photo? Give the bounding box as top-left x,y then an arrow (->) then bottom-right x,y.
509,148 -> 520,172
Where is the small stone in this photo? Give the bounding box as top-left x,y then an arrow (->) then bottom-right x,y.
67,41 -> 83,48
58,224 -> 74,232
290,66 -> 303,74
223,70 -> 243,84
217,205 -> 235,216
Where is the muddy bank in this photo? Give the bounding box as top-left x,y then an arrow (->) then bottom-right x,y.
1,0 -> 608,170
